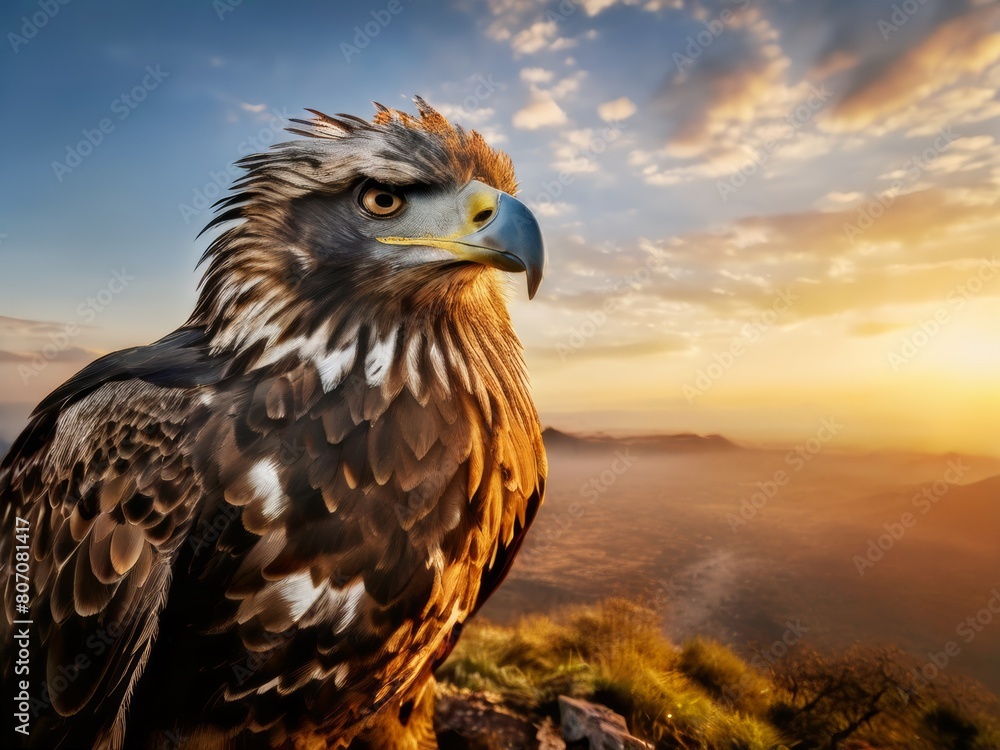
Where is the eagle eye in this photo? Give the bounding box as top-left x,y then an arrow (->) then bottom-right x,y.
359,182 -> 406,218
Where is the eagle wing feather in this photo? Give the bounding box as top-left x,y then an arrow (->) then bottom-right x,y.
1,373 -> 215,749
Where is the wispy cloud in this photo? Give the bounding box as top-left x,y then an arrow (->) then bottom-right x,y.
0,315 -> 83,336
828,5 -> 1000,132
0,346 -> 99,364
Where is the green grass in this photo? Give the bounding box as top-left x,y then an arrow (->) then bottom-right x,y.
439,599 -> 784,750
438,598 -> 1000,750
679,637 -> 773,716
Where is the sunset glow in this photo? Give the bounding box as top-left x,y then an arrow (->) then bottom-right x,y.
2,0 -> 999,456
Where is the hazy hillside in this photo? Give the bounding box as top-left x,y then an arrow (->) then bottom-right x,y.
483,428 -> 1000,698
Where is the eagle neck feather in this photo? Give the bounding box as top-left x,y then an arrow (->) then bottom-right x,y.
202,274 -> 531,428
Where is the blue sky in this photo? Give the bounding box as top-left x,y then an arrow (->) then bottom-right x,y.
2,0 -> 999,454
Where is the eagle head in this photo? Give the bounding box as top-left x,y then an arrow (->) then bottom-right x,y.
190,97 -> 544,355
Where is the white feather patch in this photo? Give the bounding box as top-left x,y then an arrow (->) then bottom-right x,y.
427,338 -> 449,392
332,580 -> 367,634
403,331 -> 424,397
255,677 -> 281,695
332,664 -> 349,688
365,327 -> 399,386
255,321 -> 330,370
315,330 -> 359,392
277,571 -> 327,622
248,459 -> 286,520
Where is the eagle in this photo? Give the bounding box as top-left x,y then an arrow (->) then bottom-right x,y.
0,99 -> 546,749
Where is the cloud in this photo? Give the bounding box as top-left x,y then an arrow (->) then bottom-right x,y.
510,20 -> 561,54
639,0 -> 999,179
513,91 -> 568,129
849,321 -> 908,337
552,128 -> 605,173
0,316 -> 102,375
654,11 -> 792,158
528,336 -> 690,364
745,0 -> 1000,140
818,191 -> 866,210
240,102 -> 268,113
627,149 -> 652,166
483,0 -> 662,54
520,67 -> 555,84
482,0 -> 535,41
0,315 -> 69,335
475,127 -> 509,145
828,5 -> 1000,132
576,0 -> 683,16
549,37 -> 578,52
534,201 -> 573,217
578,0 -> 620,15
598,96 -> 637,122
681,193 -> 999,321
534,185 -> 1000,365
0,346 -> 98,364
513,67 -> 587,131
549,71 -> 587,100
429,101 -> 497,127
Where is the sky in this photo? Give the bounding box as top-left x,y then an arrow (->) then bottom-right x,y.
1,0 -> 999,456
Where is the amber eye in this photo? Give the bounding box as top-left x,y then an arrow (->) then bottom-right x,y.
359,183 -> 406,217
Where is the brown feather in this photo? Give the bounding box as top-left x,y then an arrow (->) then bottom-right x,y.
110,524 -> 144,575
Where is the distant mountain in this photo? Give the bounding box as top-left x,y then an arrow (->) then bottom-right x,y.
913,473 -> 1000,549
540,428 -> 596,450
625,433 -> 740,452
542,427 -> 739,453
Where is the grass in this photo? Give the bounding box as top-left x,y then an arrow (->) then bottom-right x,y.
437,598 -> 1000,750
439,599 -> 784,750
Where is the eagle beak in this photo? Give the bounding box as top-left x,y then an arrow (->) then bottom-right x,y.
448,192 -> 546,299
377,185 -> 546,299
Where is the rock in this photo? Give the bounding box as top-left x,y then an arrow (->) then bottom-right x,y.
557,696 -> 653,750
435,688 -> 540,749
536,717 -> 567,750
